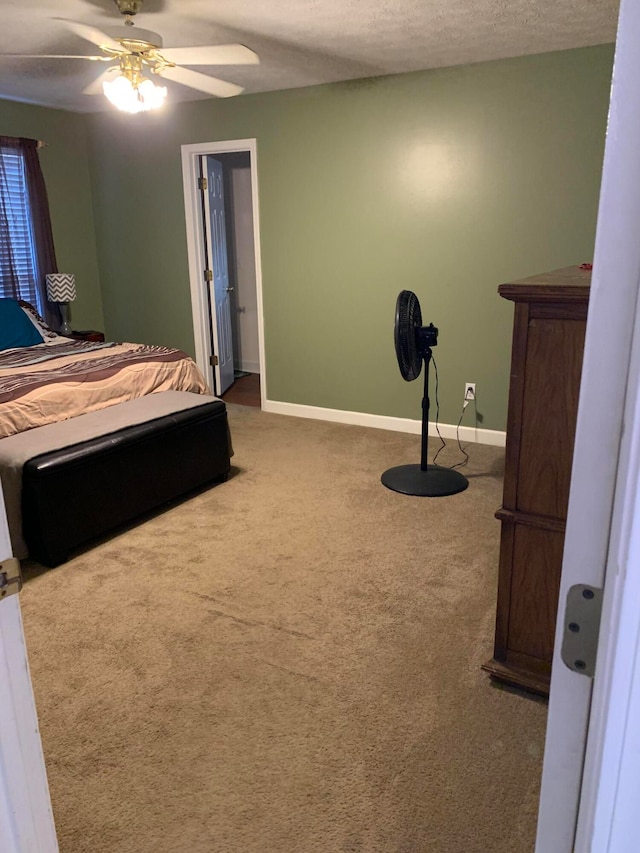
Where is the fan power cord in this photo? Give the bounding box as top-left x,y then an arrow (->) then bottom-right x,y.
430,354 -> 470,470
430,354 -> 447,463
451,403 -> 470,470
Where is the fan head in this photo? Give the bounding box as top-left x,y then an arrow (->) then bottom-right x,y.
394,290 -> 422,381
394,290 -> 439,381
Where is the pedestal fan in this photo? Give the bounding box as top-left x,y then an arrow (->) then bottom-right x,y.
381,290 -> 469,497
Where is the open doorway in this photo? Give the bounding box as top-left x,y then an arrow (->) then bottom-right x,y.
210,152 -> 261,407
181,139 -> 266,409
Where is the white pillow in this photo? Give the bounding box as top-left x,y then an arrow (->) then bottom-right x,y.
19,301 -> 59,341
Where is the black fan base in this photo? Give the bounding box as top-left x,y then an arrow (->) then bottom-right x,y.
381,464 -> 469,497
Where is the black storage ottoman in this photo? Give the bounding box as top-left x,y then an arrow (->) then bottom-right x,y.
22,397 -> 231,567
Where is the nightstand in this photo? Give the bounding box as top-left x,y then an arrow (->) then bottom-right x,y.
69,330 -> 105,343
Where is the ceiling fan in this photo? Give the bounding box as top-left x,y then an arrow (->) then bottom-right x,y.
3,0 -> 259,112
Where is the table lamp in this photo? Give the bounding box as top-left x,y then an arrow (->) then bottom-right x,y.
46,273 -> 76,335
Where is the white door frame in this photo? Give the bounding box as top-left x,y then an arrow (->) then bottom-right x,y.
181,138 -> 266,405
536,0 -> 640,849
0,485 -> 57,852
579,290 -> 640,851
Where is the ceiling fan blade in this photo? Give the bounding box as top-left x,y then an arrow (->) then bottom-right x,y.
159,44 -> 259,66
55,19 -> 123,52
83,66 -> 120,95
0,54 -> 108,60
158,65 -> 244,98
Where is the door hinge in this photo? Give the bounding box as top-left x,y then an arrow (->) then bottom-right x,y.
0,557 -> 23,601
210,354 -> 219,366
205,269 -> 213,282
561,584 -> 603,678
198,176 -> 208,191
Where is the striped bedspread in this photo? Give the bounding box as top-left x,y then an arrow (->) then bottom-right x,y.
0,340 -> 208,439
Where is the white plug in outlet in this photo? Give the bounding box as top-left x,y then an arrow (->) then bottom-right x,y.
464,383 -> 476,402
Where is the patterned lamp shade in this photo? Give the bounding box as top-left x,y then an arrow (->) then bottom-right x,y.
46,273 -> 76,303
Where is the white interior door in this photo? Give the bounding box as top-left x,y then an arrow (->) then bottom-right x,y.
536,0 -> 640,848
0,485 -> 57,852
200,155 -> 234,396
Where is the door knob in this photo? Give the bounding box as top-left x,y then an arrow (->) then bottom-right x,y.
226,286 -> 235,293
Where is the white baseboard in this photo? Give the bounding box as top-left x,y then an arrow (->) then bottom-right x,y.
262,399 -> 506,447
238,360 -> 259,374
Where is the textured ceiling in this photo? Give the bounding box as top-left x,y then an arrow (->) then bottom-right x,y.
0,0 -> 620,113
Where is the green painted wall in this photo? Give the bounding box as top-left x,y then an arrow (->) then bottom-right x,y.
0,98 -> 104,331
86,45 -> 613,431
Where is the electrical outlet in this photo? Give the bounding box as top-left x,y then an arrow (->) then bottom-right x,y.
464,382 -> 476,402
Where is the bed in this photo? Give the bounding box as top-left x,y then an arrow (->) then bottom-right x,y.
0,300 -> 208,438
0,298 -> 231,565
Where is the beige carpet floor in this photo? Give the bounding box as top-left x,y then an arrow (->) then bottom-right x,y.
21,404 -> 547,853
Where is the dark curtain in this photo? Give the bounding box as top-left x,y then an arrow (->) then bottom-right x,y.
0,135 -> 61,329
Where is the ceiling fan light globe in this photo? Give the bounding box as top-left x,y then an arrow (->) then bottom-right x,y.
137,78 -> 167,110
103,73 -> 166,112
104,73 -> 140,112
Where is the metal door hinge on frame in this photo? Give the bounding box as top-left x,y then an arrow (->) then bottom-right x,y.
210,354 -> 219,366
205,270 -> 213,282
0,557 -> 22,601
198,176 -> 208,191
561,584 -> 603,677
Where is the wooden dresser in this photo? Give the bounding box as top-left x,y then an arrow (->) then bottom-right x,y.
482,266 -> 591,696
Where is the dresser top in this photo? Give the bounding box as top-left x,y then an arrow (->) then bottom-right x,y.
499,265 -> 591,303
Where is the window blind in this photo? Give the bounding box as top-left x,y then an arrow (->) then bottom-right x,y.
0,146 -> 41,311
